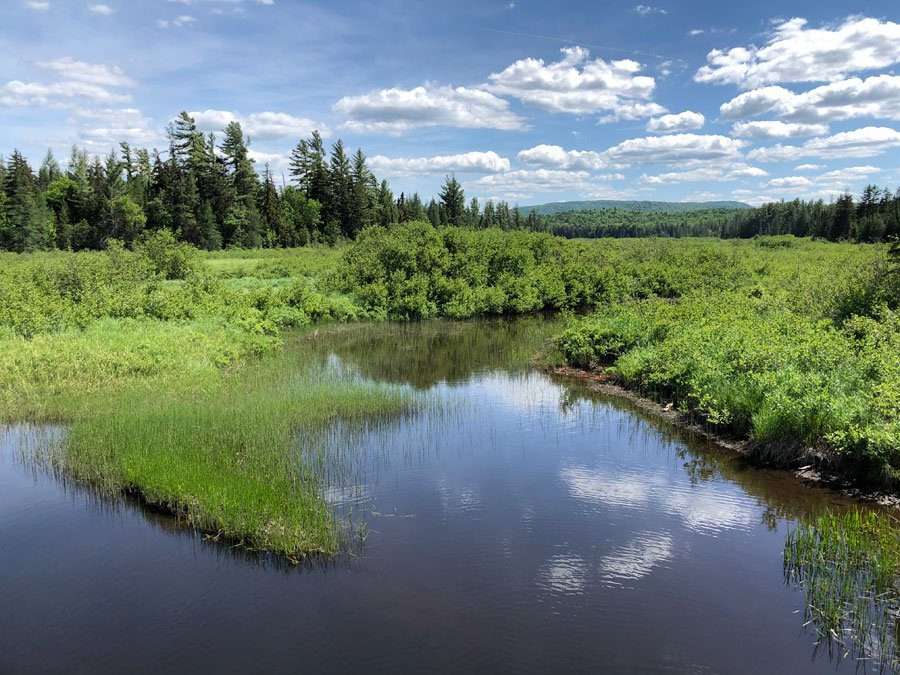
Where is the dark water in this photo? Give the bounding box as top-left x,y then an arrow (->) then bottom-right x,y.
0,319 -> 877,674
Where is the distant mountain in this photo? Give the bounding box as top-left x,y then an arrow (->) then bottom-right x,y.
519,200 -> 752,216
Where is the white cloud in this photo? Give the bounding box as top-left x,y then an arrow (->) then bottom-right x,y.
0,80 -> 130,106
368,151 -> 511,175
602,133 -> 745,165
189,109 -> 329,139
641,162 -> 767,184
719,85 -> 794,118
646,110 -> 705,133
473,169 -> 596,198
747,126 -> 900,161
244,112 -> 326,140
334,84 -> 526,134
36,57 -> 133,87
25,1 -> 49,10
596,102 -> 668,124
0,58 -> 133,109
730,120 -> 828,139
720,75 -> 900,123
517,144 -> 607,170
247,150 -> 289,173
695,16 -> 900,88
794,163 -> 822,171
634,4 -> 667,15
689,29 -> 704,36
88,3 -> 113,14
73,107 -> 159,148
817,165 -> 881,184
156,15 -> 196,28
486,46 -> 662,118
767,176 -> 812,188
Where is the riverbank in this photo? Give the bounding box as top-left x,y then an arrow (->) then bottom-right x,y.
549,364 -> 900,508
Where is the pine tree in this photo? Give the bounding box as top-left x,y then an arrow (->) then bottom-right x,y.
2,151 -> 53,251
259,164 -> 281,246
328,140 -> 352,236
348,148 -> 373,236
375,179 -> 395,227
439,175 -> 465,226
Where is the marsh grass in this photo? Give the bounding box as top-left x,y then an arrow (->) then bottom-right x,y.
16,329 -> 413,558
784,510 -> 900,671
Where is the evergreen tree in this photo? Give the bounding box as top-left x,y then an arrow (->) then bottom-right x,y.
348,149 -> 373,236
328,140 -> 352,236
439,175 -> 465,226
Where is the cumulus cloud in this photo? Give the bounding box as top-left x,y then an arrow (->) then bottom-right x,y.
730,120 -> 828,139
747,126 -> 900,161
641,162 -> 767,184
473,169 -> 601,198
517,144 -> 607,170
695,16 -> 900,88
333,84 -> 525,134
189,109 -> 329,139
486,46 -> 662,118
794,163 -> 823,171
36,57 -> 133,87
0,80 -> 130,106
597,102 -> 667,124
817,165 -> 881,185
646,110 -> 705,133
0,57 -> 137,132
368,151 -> 510,175
767,176 -> 812,188
602,133 -> 745,165
25,1 -> 49,10
247,150 -> 289,173
88,4 -> 113,14
720,75 -> 900,123
74,107 -> 158,142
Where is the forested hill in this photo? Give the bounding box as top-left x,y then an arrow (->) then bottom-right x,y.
530,187 -> 900,242
520,199 -> 751,216
533,207 -> 748,239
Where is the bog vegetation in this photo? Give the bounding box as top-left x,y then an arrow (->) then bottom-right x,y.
1,119 -> 899,556
558,237 -> 900,487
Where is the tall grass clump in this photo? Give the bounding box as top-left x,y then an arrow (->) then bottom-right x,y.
47,345 -> 412,557
784,511 -> 900,671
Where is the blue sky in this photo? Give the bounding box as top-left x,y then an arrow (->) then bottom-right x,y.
1,0 -> 899,206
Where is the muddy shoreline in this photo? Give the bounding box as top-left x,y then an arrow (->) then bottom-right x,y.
549,365 -> 900,510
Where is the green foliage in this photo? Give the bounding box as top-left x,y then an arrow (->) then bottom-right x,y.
134,228 -> 197,279
559,290 -> 900,485
340,221 -> 615,319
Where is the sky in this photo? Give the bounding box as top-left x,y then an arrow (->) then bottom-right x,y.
1,0 -> 899,207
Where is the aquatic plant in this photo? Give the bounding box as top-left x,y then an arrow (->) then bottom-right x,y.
784,510 -> 900,672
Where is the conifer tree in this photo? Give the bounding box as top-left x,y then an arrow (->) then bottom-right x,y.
439,175 -> 465,226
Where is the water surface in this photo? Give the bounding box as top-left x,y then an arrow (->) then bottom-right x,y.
0,319 -> 879,674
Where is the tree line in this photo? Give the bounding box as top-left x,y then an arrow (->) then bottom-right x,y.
529,186 -> 900,242
0,112 -> 537,253
3,110 -> 899,252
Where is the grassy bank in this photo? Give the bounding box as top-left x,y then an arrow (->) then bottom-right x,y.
556,237 -> 900,488
0,236 -> 408,557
